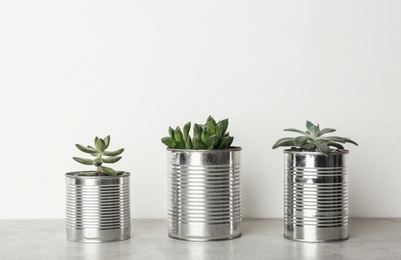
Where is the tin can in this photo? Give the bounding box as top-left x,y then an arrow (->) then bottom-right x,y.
65,172 -> 131,243
284,150 -> 348,242
167,148 -> 242,241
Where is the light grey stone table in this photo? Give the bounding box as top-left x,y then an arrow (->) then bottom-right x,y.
0,219 -> 400,260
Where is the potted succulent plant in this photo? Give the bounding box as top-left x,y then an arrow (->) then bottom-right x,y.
162,116 -> 242,241
273,121 -> 358,242
65,136 -> 130,243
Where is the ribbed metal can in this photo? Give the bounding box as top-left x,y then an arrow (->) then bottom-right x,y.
284,150 -> 349,242
65,172 -> 131,243
167,147 -> 242,241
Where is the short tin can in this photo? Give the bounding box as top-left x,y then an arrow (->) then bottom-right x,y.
65,172 -> 131,243
284,150 -> 349,242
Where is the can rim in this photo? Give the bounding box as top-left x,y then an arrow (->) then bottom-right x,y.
65,171 -> 130,178
284,149 -> 349,155
167,146 -> 242,152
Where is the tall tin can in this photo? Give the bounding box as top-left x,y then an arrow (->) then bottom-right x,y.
284,150 -> 349,242
65,172 -> 131,243
167,147 -> 242,241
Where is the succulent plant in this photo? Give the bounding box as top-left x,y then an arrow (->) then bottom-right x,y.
73,135 -> 125,176
161,116 -> 234,149
272,121 -> 358,156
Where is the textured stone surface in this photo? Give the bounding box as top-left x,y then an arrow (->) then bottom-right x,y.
0,219 -> 400,260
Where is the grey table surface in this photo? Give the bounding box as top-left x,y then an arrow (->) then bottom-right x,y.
0,219 -> 400,260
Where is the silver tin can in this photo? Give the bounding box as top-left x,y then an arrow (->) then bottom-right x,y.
65,172 -> 131,243
167,147 -> 242,241
284,150 -> 349,242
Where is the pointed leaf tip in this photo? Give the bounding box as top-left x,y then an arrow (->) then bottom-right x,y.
306,121 -> 314,130
104,135 -> 110,149
95,138 -> 106,152
161,137 -> 175,148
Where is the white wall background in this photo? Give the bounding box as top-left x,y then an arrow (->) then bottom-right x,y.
0,0 -> 400,219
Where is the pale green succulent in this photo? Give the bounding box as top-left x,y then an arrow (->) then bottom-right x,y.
272,121 -> 358,156
73,135 -> 125,176
162,116 -> 234,149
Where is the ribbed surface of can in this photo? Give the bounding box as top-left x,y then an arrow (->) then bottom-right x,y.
65,172 -> 131,243
284,150 -> 348,242
167,148 -> 242,241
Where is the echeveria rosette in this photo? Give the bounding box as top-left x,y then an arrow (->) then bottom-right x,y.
73,135 -> 125,176
272,121 -> 358,156
161,116 -> 234,150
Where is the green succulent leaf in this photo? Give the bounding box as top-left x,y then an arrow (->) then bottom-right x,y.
309,125 -> 320,138
76,144 -> 98,154
169,127 -> 175,139
306,121 -> 314,131
342,137 -> 358,146
116,171 -> 125,175
283,128 -> 308,136
219,136 -> 234,149
315,142 -> 331,156
87,146 -> 98,156
185,138 -> 193,149
294,136 -> 310,147
102,156 -> 122,164
272,137 -> 295,149
220,119 -> 229,137
174,141 -> 185,149
228,136 -> 234,147
98,166 -> 117,176
318,128 -> 336,136
95,138 -> 106,152
318,136 -> 346,143
73,157 -> 93,165
206,123 -> 216,135
103,148 -> 125,156
161,137 -> 175,148
303,142 -> 317,150
183,122 -> 191,142
205,134 -> 219,149
104,135 -> 110,149
207,115 -> 217,126
193,124 -> 202,140
174,127 -> 184,143
193,138 -> 207,149
201,130 -> 209,143
215,124 -> 222,140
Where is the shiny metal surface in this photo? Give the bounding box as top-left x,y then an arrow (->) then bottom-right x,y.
65,172 -> 131,243
284,150 -> 349,242
167,147 -> 242,241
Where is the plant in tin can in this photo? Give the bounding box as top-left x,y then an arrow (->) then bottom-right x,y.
161,116 -> 234,149
73,135 -> 125,176
272,121 -> 358,156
